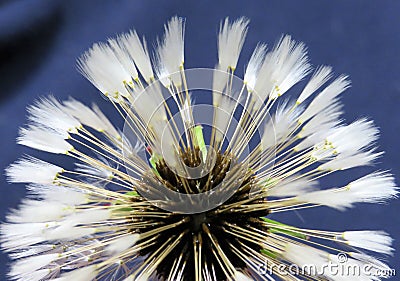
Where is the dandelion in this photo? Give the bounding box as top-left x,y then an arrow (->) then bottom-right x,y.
2,16 -> 397,281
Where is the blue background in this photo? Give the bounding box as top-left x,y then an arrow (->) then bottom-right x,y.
0,0 -> 399,279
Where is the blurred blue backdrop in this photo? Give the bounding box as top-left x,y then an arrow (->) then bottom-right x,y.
0,0 -> 399,279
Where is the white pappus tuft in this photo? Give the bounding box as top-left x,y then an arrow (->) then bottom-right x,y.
297,65 -> 333,104
154,16 -> 185,88
75,155 -> 114,180
27,185 -> 89,205
118,30 -> 154,82
252,35 -> 311,105
5,200 -> 74,223
296,171 -> 398,210
309,118 -> 379,162
266,175 -> 318,197
341,230 -> 394,255
244,43 -> 267,92
17,125 -> 74,154
261,100 -> 303,150
77,42 -> 132,100
9,253 -> 59,280
6,156 -> 63,185
108,38 -> 139,81
105,234 -> 140,254
27,96 -> 81,135
299,74 -> 350,123
217,17 -> 249,71
63,97 -> 119,137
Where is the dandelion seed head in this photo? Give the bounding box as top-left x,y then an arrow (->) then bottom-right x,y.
2,16 -> 397,281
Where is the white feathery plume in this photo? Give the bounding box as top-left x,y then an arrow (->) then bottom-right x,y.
28,185 -> 89,205
268,36 -> 311,100
7,194 -> 104,228
2,236 -> 45,252
347,253 -> 393,281
121,134 -> 145,161
133,94 -> 178,167
295,189 -> 349,210
298,101 -> 343,139
154,60 -> 172,88
326,118 -> 379,155
266,175 -> 318,197
217,17 -> 249,71
75,156 -> 114,180
27,96 -> 81,135
131,87 -> 176,165
299,75 -> 350,123
77,42 -> 132,99
341,231 -> 394,255
260,122 -> 276,152
118,30 -> 154,82
294,103 -> 343,152
318,149 -> 383,171
296,172 -> 398,210
91,103 -> 120,138
132,85 -> 166,127
105,234 -> 140,254
158,125 -> 179,169
294,129 -> 328,152
297,65 -> 333,104
244,43 -> 267,91
252,35 -> 310,105
45,222 -> 96,241
154,16 -> 185,87
309,119 -> 378,161
345,171 -> 399,203
18,125 -> 73,154
9,253 -> 59,280
5,204 -> 107,237
65,208 -> 111,225
1,222 -> 58,246
0,221 -> 59,236
6,156 -> 63,184
349,252 -> 393,271
52,265 -> 97,281
6,200 -> 73,223
63,98 -> 117,135
261,101 -> 302,149
108,38 -> 139,81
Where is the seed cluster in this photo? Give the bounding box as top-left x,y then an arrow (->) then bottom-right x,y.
130,148 -> 268,280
